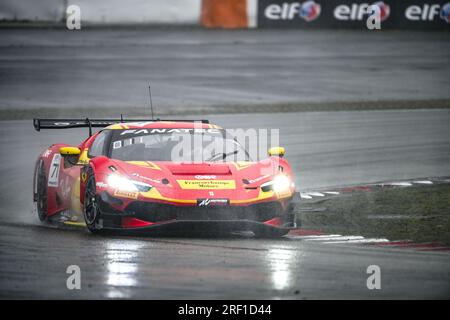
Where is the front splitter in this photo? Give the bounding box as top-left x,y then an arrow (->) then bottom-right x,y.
106,219 -> 293,236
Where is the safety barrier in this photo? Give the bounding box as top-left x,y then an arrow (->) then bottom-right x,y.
1,0 -> 448,29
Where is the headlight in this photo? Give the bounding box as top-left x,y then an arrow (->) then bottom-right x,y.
273,175 -> 291,193
107,174 -> 152,192
261,175 -> 291,193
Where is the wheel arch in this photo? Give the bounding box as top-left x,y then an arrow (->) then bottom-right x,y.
79,156 -> 110,205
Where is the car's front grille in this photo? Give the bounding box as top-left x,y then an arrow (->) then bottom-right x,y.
124,201 -> 283,223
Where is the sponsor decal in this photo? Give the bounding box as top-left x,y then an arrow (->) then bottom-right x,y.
52,121 -> 114,127
177,180 -> 236,190
258,0 -> 449,29
81,171 -> 87,183
300,1 -> 322,21
247,174 -> 272,184
48,154 -> 61,187
441,2 -> 450,22
334,2 -> 389,22
197,198 -> 230,206
405,3 -> 448,22
131,173 -> 161,184
374,1 -> 390,21
195,175 -> 217,180
264,1 -> 321,21
119,128 -> 222,136
113,190 -> 139,199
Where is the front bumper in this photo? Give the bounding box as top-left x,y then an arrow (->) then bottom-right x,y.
97,191 -> 300,233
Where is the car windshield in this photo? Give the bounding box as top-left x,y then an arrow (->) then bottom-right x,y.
109,128 -> 250,162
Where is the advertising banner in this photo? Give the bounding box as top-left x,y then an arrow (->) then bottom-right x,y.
257,0 -> 450,29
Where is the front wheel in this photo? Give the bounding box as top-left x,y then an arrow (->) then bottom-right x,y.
83,167 -> 101,233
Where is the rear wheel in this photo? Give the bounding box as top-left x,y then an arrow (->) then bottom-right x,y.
36,160 -> 48,222
83,167 -> 101,233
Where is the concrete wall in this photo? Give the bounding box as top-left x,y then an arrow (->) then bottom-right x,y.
0,0 -> 201,24
0,0 -> 64,21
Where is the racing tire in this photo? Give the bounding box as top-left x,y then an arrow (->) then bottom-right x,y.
36,160 -> 48,222
83,167 -> 102,234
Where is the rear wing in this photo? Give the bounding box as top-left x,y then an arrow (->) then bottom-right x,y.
33,118 -> 210,136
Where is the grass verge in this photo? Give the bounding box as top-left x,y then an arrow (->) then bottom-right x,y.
297,184 -> 450,245
1,99 -> 449,120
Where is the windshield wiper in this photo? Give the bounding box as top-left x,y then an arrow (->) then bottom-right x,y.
206,149 -> 239,162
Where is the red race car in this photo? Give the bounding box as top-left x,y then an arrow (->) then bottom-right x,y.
33,118 -> 300,237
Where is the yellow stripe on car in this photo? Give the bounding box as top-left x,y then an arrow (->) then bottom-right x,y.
126,161 -> 162,170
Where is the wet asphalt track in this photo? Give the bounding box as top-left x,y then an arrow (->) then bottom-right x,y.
0,29 -> 450,299
0,29 -> 449,111
1,110 -> 450,299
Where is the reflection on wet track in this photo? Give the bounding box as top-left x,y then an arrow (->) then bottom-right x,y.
105,241 -> 143,298
267,248 -> 296,291
0,222 -> 450,299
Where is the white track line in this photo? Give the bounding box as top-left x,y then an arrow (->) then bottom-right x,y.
289,234 -> 342,239
300,193 -> 312,199
307,192 -> 325,197
413,180 -> 433,184
305,236 -> 364,241
324,238 -> 389,244
289,234 -> 391,245
385,182 -> 412,186
324,191 -> 340,195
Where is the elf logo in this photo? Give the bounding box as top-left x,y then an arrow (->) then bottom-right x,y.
264,1 -> 321,21
334,2 -> 390,22
441,3 -> 450,23
405,3 -> 450,23
300,1 -> 322,21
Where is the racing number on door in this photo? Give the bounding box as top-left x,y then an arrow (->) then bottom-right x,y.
48,154 -> 61,187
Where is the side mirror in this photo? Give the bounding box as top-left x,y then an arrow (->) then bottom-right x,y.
60,146 -> 81,156
268,147 -> 285,158
60,146 -> 81,165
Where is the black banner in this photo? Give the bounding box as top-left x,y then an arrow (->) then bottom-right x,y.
257,0 -> 450,29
